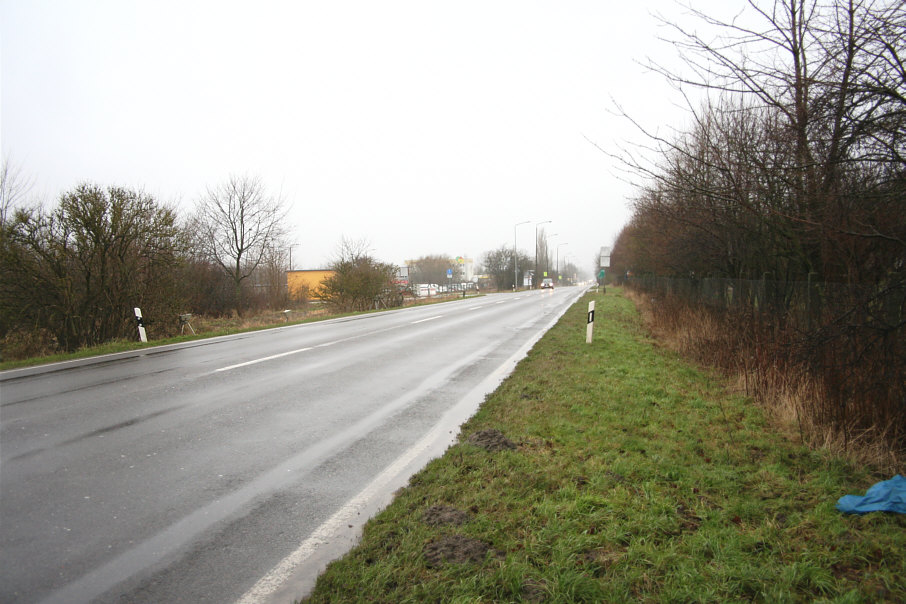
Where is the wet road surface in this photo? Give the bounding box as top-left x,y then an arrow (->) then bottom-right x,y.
0,288 -> 583,603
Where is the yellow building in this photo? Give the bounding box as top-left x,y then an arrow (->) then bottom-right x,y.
287,269 -> 335,301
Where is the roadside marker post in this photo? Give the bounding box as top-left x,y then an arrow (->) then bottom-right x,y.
586,300 -> 595,344
134,307 -> 148,343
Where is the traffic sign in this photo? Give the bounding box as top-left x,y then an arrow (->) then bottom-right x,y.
599,246 -> 611,268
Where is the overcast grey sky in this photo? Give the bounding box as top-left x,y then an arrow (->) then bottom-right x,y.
1,0 -> 736,273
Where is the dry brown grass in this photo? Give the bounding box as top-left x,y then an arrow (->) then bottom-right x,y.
626,288 -> 904,474
1,293 -> 477,365
186,306 -> 328,334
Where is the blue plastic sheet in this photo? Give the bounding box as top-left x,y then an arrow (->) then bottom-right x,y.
836,474 -> 906,515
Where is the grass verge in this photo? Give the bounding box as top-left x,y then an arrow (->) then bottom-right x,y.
0,294 -> 480,371
302,288 -> 905,603
0,313 -> 327,371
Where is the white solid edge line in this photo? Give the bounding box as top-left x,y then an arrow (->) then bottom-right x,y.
235,419 -> 443,604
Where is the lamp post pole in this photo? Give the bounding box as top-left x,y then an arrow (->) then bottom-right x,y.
514,220 -> 529,291
534,220 -> 551,288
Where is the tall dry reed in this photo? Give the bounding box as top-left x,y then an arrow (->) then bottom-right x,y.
626,288 -> 903,474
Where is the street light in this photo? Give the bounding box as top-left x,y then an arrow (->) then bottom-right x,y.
514,220 -> 529,291
534,220 -> 551,288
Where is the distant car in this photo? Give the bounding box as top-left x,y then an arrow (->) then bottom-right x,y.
541,278 -> 554,289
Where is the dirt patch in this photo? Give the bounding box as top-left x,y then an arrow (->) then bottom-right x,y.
676,504 -> 702,532
423,535 -> 490,567
582,546 -> 626,577
422,505 -> 471,527
521,578 -> 547,603
467,428 -> 516,452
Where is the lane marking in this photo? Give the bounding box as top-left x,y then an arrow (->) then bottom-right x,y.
213,313 -> 437,374
411,315 -> 442,324
214,348 -> 313,373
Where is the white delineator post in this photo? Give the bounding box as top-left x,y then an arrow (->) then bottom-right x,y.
586,300 -> 595,344
134,307 -> 147,343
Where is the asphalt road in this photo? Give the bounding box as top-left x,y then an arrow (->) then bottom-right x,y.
0,287 -> 584,603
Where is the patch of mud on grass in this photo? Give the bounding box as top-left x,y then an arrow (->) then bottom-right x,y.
423,535 -> 491,567
466,428 -> 516,451
422,505 -> 471,527
520,578 -> 547,603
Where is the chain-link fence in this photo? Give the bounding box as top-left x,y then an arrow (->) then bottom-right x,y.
627,274 -> 906,456
630,274 -> 905,334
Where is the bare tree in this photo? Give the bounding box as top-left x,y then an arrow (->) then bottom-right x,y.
638,0 -> 905,278
0,156 -> 34,226
609,0 -> 906,457
480,245 -> 531,291
480,246 -> 511,291
253,242 -> 292,310
317,237 -> 396,312
1,184 -> 184,352
410,254 -> 462,285
535,227 -> 552,284
193,174 -> 288,316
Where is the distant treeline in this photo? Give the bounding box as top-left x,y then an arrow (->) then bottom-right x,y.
0,177 -> 291,358
0,174 -> 580,360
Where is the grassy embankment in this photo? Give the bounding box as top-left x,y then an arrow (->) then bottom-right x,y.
302,288 -> 905,603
